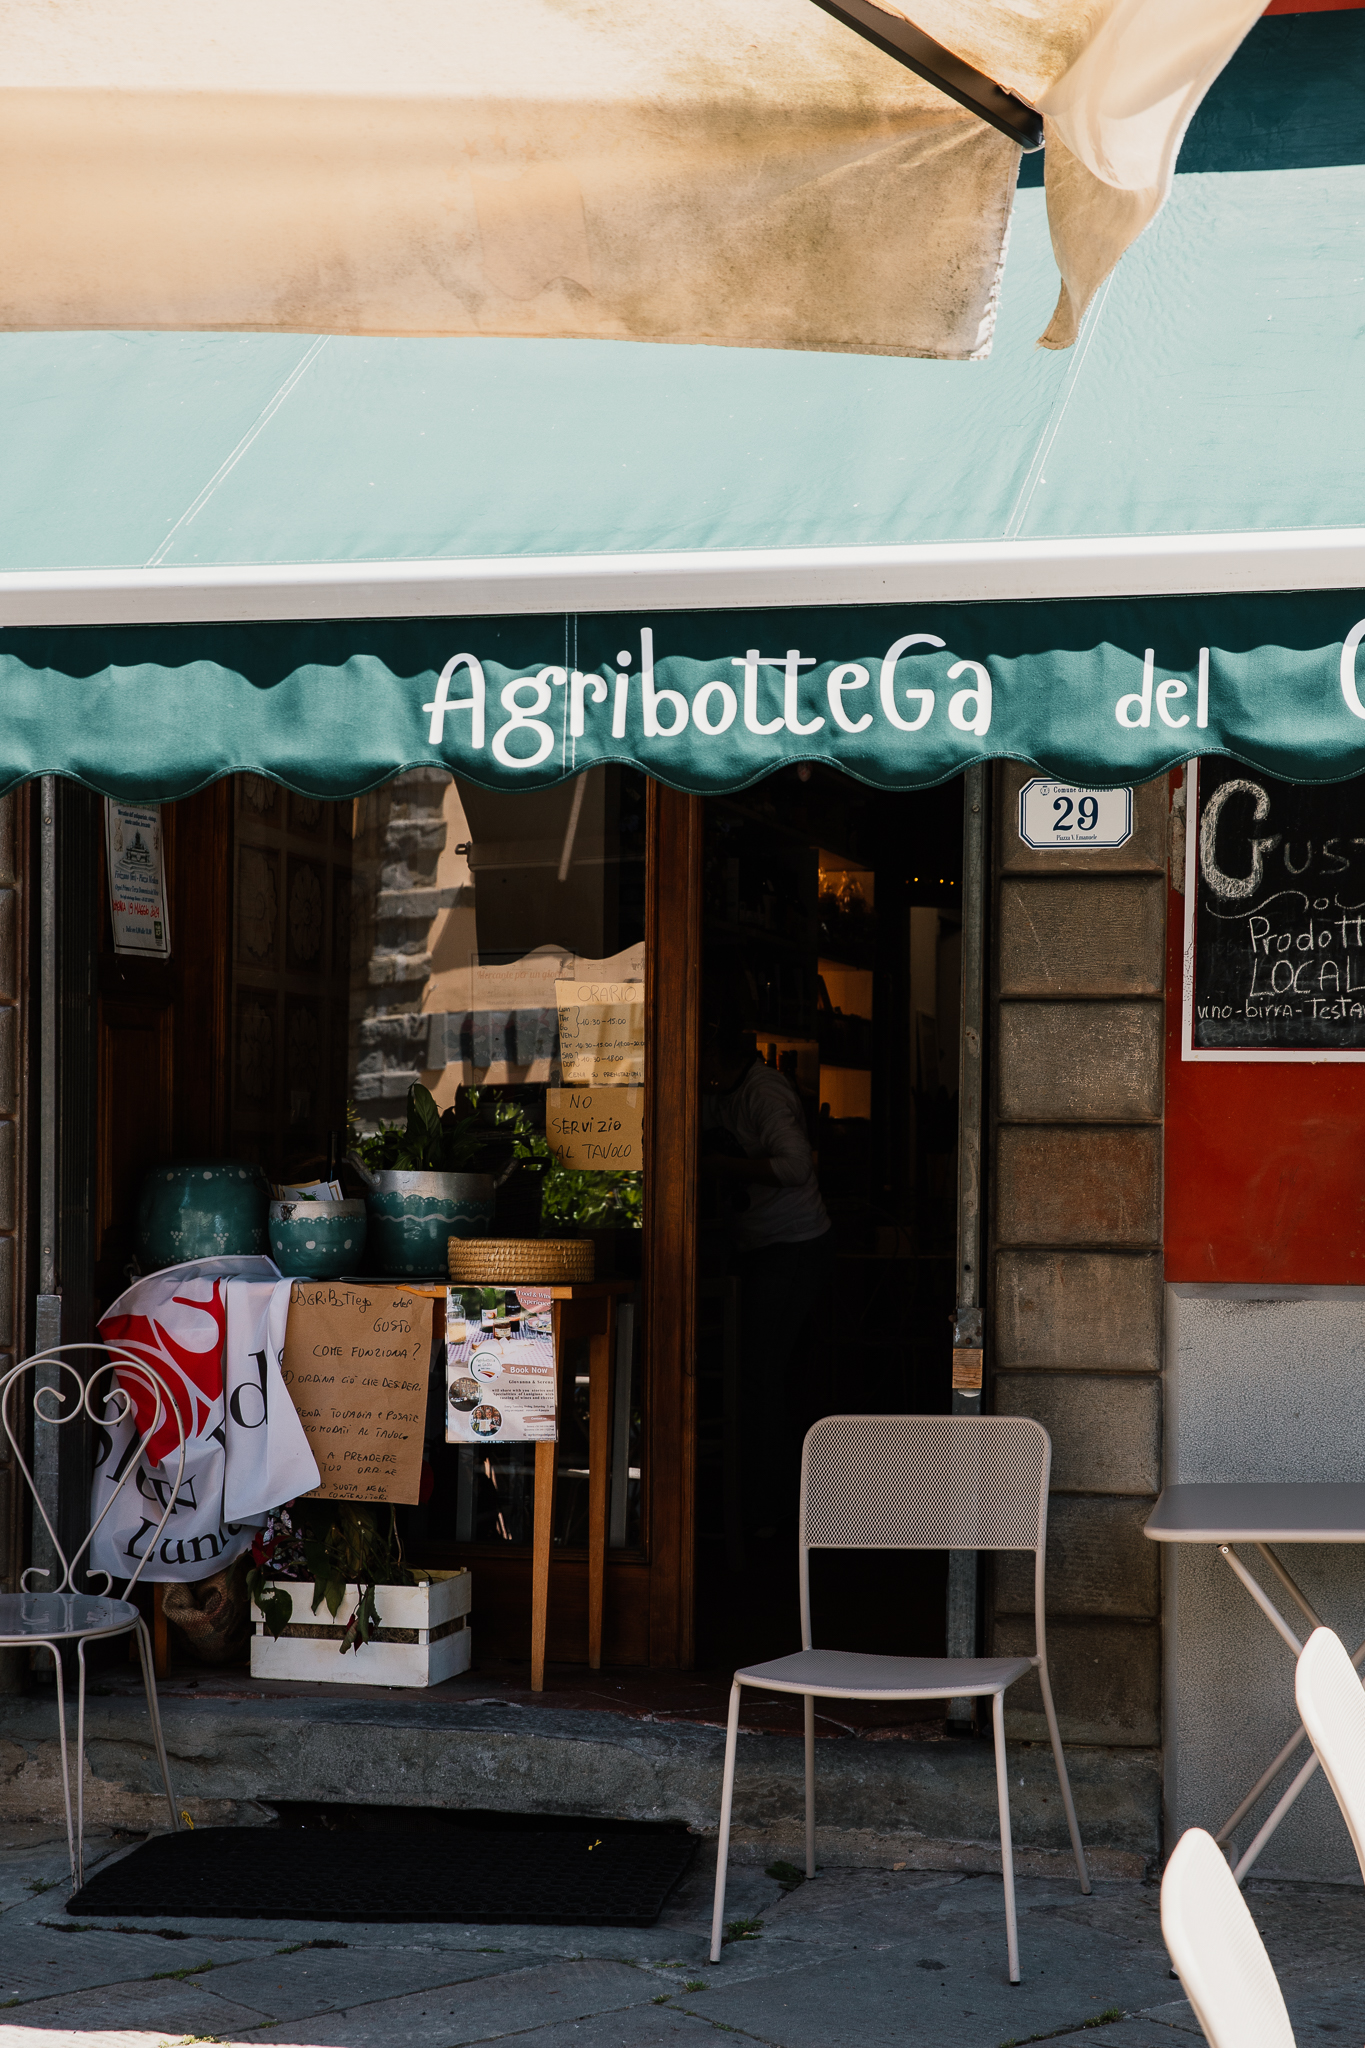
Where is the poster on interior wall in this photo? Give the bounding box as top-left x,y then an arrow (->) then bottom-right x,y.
545,1086 -> 643,1170
104,798 -> 170,957
280,1283 -> 431,1501
555,979 -> 645,1082
1183,759 -> 1365,1061
445,1286 -> 557,1444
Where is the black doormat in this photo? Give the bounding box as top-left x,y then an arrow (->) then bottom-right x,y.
68,1808 -> 697,1927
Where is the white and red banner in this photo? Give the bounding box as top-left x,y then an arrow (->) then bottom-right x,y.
91,1256 -> 320,1582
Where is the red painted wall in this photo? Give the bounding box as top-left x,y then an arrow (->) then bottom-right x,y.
1164,770 -> 1365,1283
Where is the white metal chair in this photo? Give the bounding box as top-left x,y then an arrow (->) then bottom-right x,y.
708,1413 -> 1090,1983
0,1345 -> 185,1888
1160,1827 -> 1296,2048
1295,1625 -> 1365,1882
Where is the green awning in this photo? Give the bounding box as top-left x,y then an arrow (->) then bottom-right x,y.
6,591 -> 1365,798
2,14 -> 1363,797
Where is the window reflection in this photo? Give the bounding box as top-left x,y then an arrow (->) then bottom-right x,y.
345,767 -> 647,1556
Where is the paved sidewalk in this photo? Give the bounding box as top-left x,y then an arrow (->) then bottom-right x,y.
0,1824 -> 1362,2048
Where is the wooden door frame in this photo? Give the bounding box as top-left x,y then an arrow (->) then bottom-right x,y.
643,781 -> 703,1668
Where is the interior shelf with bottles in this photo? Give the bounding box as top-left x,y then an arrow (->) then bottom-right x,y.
817,852 -> 875,1120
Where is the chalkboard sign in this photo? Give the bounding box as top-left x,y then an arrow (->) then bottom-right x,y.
1184,760 -> 1365,1061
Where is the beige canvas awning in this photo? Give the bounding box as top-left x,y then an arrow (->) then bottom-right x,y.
0,0 -> 1264,359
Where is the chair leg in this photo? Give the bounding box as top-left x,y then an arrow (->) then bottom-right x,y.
42,1641 -> 75,1891
804,1694 -> 816,1880
992,1692 -> 1021,1986
133,1620 -> 180,1833
1036,1655 -> 1091,1895
75,1638 -> 88,1893
710,1680 -> 743,1965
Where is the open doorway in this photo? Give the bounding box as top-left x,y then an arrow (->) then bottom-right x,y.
694,767 -> 965,1676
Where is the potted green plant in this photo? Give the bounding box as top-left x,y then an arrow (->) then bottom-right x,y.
347,1083 -> 495,1275
245,1501 -> 471,1688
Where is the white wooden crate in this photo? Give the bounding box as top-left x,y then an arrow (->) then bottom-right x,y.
250,1569 -> 471,1688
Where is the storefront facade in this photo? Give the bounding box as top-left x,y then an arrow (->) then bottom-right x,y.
4,5 -> 1365,1873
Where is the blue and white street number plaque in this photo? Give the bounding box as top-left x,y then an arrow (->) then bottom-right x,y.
1018,778 -> 1133,850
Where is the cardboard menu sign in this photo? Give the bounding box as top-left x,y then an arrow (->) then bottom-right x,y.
555,979 -> 644,1083
281,1283 -> 431,1504
545,1086 -> 643,1171
445,1287 -> 557,1444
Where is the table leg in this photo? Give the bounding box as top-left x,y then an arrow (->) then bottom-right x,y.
1213,1543 -> 1365,1881
531,1438 -> 556,1693
1255,1543 -> 1327,1634
587,1299 -> 616,1672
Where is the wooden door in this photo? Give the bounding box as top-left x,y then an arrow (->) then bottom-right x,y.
228,778 -> 352,1182
95,787 -> 233,1306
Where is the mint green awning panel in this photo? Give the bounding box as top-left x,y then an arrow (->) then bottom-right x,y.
2,17 -> 1365,795
7,589 -> 1365,797
1,16 -> 1363,580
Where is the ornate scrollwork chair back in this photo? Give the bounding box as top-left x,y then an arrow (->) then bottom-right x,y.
0,1344 -> 184,1887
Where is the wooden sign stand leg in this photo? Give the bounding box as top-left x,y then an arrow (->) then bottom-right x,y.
587,1297 -> 616,1672
153,1584 -> 171,1679
530,1439 -> 556,1692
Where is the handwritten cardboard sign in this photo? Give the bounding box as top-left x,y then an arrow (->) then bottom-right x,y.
281,1282 -> 432,1504
555,979 -> 645,1083
545,1086 -> 643,1170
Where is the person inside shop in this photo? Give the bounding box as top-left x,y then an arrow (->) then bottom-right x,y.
701,1021 -> 831,1549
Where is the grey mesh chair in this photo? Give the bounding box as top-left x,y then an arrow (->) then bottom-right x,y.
0,1345 -> 184,1888
709,1413 -> 1090,1983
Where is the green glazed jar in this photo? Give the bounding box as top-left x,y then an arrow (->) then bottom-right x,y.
268,1198 -> 367,1279
362,1169 -> 494,1277
135,1162 -> 271,1272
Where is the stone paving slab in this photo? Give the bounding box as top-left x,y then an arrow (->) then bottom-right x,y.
0,1928 -> 267,2002
1046,2024 -> 1200,2045
0,1973 -> 272,2036
683,1888 -> 1182,2048
192,1945 -> 519,2024
232,1957 -> 665,2047
1,1833 -> 1364,2048
476,2009 -> 718,2046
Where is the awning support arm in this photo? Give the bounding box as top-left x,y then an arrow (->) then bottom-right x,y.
809,0 -> 1044,151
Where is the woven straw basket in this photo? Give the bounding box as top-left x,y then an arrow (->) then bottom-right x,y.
447,1237 -> 595,1285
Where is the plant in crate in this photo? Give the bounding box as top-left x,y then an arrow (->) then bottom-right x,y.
246,1500 -> 416,1654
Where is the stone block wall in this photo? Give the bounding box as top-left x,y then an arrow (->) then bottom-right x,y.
989,766 -> 1168,1759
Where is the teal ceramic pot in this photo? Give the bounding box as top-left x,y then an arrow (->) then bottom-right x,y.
269,1199 -> 367,1279
364,1170 -> 494,1277
136,1162 -> 271,1271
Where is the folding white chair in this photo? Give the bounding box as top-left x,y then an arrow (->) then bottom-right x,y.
1161,1827 -> 1296,2048
1295,1625 -> 1365,1882
708,1413 -> 1089,1983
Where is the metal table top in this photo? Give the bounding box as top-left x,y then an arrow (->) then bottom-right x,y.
1144,1482 -> 1365,1544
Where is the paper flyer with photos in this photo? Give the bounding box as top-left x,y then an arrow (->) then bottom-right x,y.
445,1286 -> 557,1444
